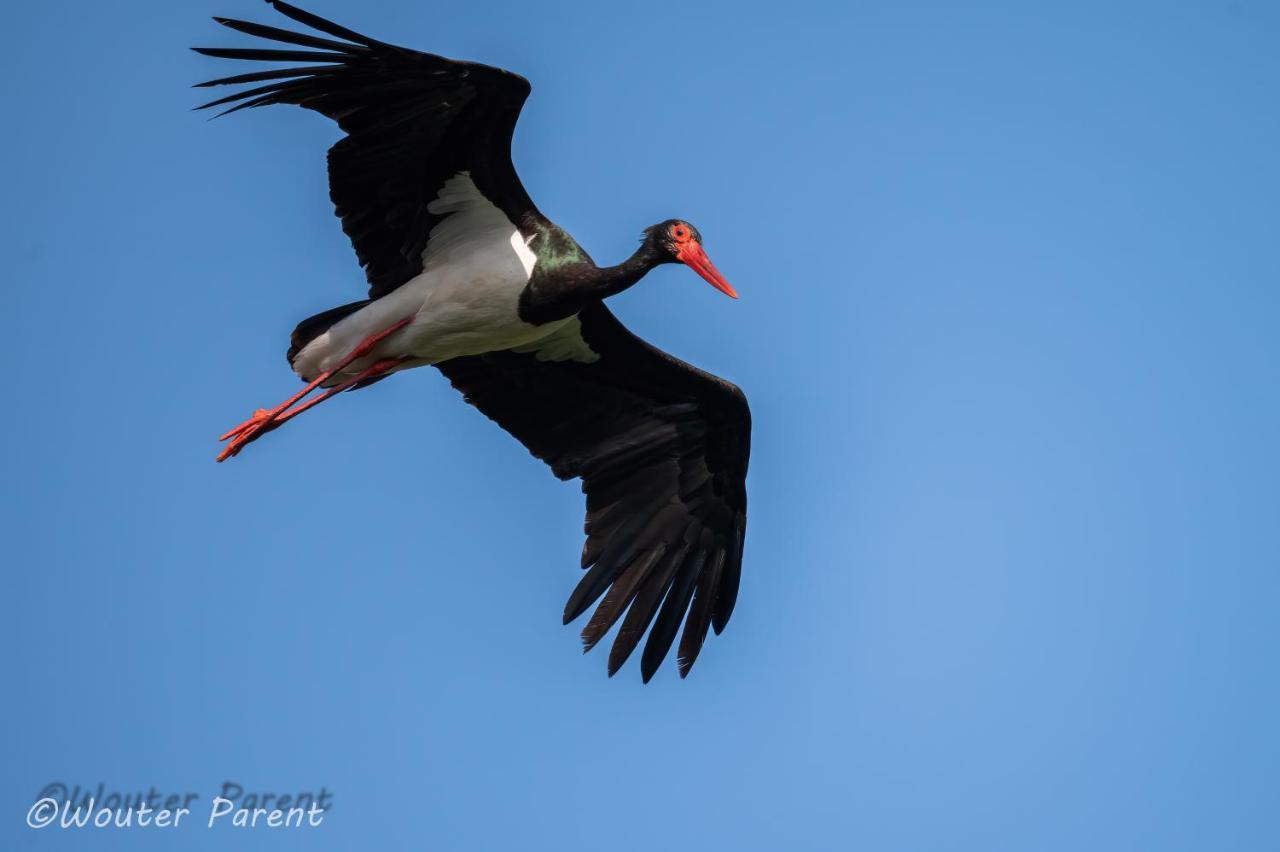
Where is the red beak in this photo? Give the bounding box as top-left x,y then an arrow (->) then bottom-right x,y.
677,241 -> 738,299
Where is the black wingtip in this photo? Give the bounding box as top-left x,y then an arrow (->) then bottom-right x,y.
640,655 -> 661,683
187,100 -> 223,120
580,624 -> 603,653
264,0 -> 385,48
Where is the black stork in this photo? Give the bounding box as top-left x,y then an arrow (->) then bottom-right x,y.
195,1 -> 750,682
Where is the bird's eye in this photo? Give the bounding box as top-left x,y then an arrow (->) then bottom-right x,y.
672,225 -> 688,241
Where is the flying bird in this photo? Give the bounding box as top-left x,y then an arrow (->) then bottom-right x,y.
195,1 -> 750,681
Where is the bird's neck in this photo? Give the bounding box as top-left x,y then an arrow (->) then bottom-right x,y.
518,234 -> 664,325
591,244 -> 662,299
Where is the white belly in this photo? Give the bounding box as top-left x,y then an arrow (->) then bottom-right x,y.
292,172 -> 566,383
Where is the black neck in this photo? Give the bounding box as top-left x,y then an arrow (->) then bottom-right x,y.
590,242 -> 664,299
518,231 -> 667,326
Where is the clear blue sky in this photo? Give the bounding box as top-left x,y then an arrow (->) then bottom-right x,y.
5,1 -> 1278,849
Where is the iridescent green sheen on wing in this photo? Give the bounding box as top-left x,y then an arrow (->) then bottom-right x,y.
531,223 -> 589,272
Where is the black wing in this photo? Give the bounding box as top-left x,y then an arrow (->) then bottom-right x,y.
436,303 -> 750,682
194,1 -> 537,298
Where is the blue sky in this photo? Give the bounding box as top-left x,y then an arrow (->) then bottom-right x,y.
4,0 -> 1278,849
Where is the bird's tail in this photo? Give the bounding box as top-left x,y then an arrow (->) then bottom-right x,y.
287,300 -> 370,369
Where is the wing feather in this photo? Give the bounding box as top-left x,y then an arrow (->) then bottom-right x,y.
436,303 -> 750,680
194,2 -> 536,298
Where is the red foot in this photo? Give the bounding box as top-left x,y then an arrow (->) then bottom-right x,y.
217,409 -> 283,462
219,408 -> 273,442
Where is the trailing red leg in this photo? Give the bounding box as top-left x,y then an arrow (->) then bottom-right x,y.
216,317 -> 412,461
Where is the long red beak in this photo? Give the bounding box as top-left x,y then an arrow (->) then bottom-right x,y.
677,241 -> 738,299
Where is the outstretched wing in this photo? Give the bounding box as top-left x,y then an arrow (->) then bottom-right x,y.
194,1 -> 537,298
436,303 -> 751,682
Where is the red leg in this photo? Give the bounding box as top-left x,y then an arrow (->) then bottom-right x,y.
217,357 -> 404,462
216,316 -> 412,461
219,315 -> 412,442
273,358 -> 402,427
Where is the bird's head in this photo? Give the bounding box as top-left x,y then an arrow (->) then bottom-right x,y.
644,219 -> 738,299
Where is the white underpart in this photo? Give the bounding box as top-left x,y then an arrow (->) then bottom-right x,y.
292,171 -> 577,384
